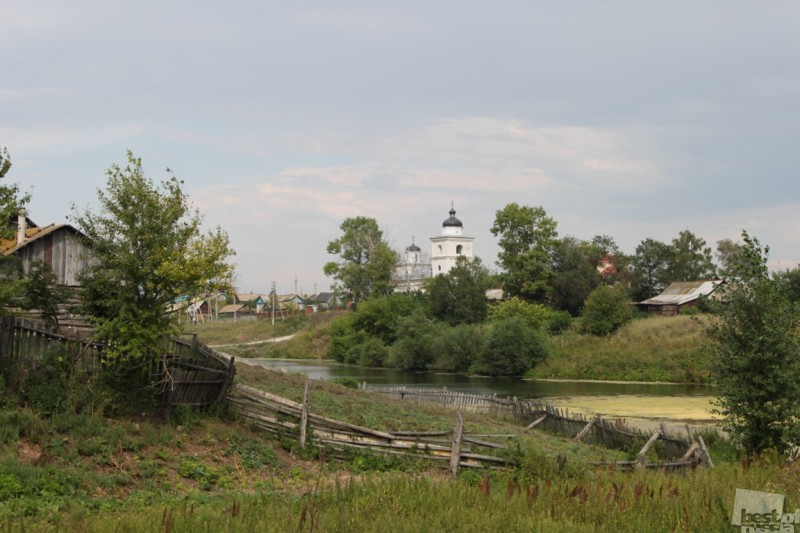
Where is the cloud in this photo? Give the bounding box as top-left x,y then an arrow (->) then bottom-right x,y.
0,124 -> 147,154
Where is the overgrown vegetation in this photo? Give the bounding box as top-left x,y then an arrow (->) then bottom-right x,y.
0,365 -> 795,533
531,315 -> 713,383
707,231 -> 800,455
72,151 -> 234,392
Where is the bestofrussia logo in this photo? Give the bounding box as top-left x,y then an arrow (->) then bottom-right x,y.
732,489 -> 799,532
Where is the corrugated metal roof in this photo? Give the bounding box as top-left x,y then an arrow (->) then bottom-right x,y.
639,280 -> 722,306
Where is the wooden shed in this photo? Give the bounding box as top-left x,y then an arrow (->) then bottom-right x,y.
638,280 -> 722,316
1,216 -> 93,287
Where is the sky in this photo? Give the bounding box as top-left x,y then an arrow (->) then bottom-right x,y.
2,1 -> 798,295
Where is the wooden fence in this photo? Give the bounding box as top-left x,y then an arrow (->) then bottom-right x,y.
229,382 -> 514,476
0,317 -> 105,373
360,384 -> 710,467
357,384 -> 543,420
0,317 -> 235,409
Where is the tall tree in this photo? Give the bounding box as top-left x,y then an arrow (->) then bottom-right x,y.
0,147 -> 29,240
715,238 -> 747,280
323,216 -> 397,304
426,256 -> 490,325
667,229 -> 716,281
0,147 -> 29,310
73,152 -> 234,366
707,231 -> 800,456
490,203 -> 558,303
630,238 -> 673,301
550,236 -> 604,315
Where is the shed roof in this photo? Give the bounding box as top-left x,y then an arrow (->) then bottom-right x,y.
218,303 -> 249,314
0,224 -> 81,256
639,280 -> 722,307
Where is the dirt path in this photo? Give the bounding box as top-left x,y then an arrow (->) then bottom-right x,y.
209,334 -> 295,349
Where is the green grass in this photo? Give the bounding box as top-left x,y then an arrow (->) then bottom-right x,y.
4,361 -> 789,532
186,312 -> 338,359
6,459 -> 800,532
236,365 -> 629,464
531,315 -> 714,383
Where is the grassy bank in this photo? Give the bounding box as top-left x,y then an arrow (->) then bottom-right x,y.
530,315 -> 713,383
186,313 -> 336,359
5,365 -> 796,532
202,313 -> 714,384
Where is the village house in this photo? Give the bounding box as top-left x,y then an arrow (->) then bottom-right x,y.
1,214 -> 93,286
638,280 -> 723,316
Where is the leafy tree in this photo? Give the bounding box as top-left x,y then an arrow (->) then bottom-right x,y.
707,231 -> 800,456
715,238 -> 748,280
473,317 -> 549,376
775,267 -> 800,305
630,238 -> 673,301
392,308 -> 440,370
550,236 -> 604,315
432,323 -> 484,373
667,229 -> 716,281
426,256 -> 490,325
72,152 -> 234,366
580,285 -> 633,336
22,262 -> 69,328
350,292 -> 427,345
590,234 -> 621,256
323,216 -> 397,304
0,147 -> 29,310
490,203 -> 559,303
487,296 -> 552,331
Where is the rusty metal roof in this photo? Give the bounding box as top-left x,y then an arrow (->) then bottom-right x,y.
0,224 -> 79,255
639,280 -> 722,306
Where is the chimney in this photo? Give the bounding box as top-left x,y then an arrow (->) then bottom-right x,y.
17,212 -> 26,245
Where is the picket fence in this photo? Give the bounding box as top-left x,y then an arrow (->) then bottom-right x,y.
360,384 -> 711,467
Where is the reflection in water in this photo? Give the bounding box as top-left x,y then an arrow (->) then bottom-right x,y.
250,359 -> 714,399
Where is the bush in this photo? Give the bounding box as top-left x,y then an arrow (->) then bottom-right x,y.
473,317 -> 550,376
546,310 -> 573,334
355,337 -> 389,367
580,285 -> 633,336
488,297 -> 551,330
393,309 -> 440,370
432,323 -> 484,372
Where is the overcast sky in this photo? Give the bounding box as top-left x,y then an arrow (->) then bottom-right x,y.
2,1 -> 798,294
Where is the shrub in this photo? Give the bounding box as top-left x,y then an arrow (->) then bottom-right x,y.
393,309 -> 440,370
580,285 -> 633,336
432,323 -> 484,372
473,317 -> 550,376
356,337 -> 389,367
546,310 -> 573,334
488,297 -> 551,330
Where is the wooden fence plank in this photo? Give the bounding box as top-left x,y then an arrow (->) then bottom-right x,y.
450,411 -> 465,478
300,381 -> 311,449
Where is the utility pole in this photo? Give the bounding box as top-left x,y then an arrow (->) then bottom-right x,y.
271,281 -> 276,326
294,276 -> 298,296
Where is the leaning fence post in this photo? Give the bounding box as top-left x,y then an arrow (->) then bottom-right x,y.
299,381 -> 311,449
698,435 -> 714,468
450,410 -> 465,478
636,428 -> 662,468
523,414 -> 548,433
575,415 -> 599,442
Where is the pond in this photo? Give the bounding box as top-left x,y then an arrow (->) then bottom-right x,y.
246,359 -> 719,427
248,358 -> 713,398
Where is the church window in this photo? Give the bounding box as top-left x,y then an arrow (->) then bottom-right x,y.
456,245 -> 463,255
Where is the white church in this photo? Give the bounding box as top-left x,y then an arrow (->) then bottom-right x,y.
393,206 -> 474,293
